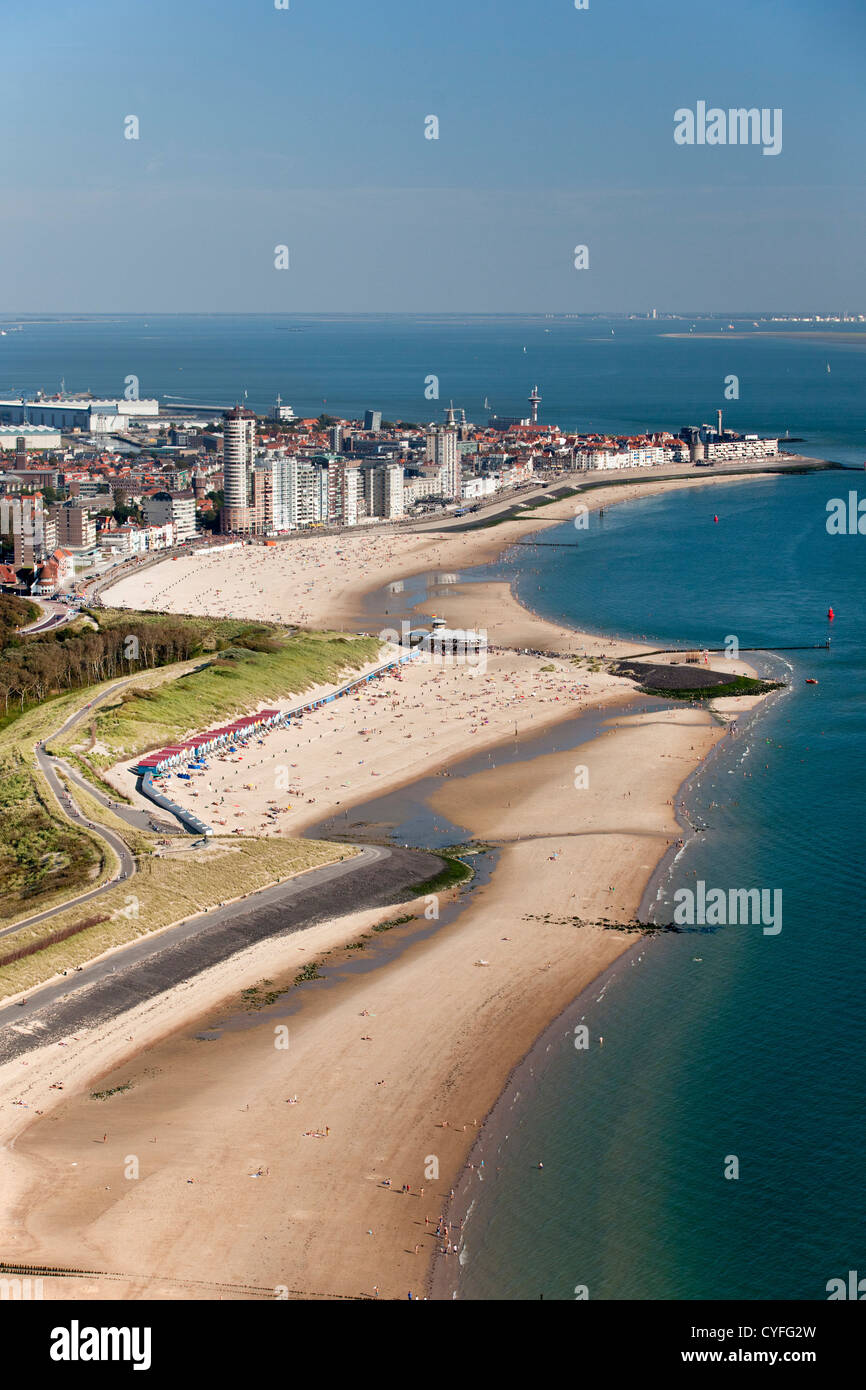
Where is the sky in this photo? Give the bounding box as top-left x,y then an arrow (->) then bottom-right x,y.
1,0 -> 865,313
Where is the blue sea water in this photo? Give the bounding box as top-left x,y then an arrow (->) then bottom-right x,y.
4,314 -> 864,1299
454,472 -> 866,1300
1,312 -> 865,467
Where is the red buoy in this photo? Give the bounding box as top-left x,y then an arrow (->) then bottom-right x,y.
713,515 -> 719,523
828,607 -> 835,621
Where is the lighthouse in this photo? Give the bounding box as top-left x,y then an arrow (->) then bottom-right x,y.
528,384 -> 541,425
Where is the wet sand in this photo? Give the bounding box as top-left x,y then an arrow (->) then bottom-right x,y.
1,697 -> 726,1300
0,469 -> 777,1300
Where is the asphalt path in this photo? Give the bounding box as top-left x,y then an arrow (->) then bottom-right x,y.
423,458 -> 840,534
9,644 -> 419,942
0,842 -> 439,1058
6,748 -> 136,939
49,754 -> 177,834
22,599 -> 74,634
19,662 -> 215,932
7,675 -> 178,941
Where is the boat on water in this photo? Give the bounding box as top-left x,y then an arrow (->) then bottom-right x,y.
805,678 -> 819,684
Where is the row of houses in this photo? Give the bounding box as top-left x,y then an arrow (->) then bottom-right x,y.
132,650 -> 420,834
563,435 -> 779,471
132,709 -> 285,776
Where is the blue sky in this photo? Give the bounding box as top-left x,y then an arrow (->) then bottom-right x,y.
2,0 -> 864,311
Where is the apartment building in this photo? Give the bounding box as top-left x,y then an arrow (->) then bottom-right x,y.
143,491 -> 197,543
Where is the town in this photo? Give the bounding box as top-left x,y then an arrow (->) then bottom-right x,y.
0,386 -> 778,598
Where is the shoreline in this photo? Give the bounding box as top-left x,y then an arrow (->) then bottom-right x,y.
636,657 -> 793,930
427,923 -> 653,1302
99,466 -> 787,645
355,464 -> 810,628
2,699 -> 719,1300
427,668 -> 789,1301
1,469 -> 783,1301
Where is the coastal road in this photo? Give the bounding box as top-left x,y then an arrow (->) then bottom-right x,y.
22,598 -> 74,634
36,660 -> 207,839
8,643 -> 418,940
46,752 -> 177,836
5,745 -> 136,940
420,457 -> 839,535
0,842 -> 440,1060
6,673 -> 196,941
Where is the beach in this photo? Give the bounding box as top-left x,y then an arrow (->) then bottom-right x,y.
103,649 -> 643,833
1,699 -> 725,1300
0,467 -> 774,1300
100,468 -> 779,642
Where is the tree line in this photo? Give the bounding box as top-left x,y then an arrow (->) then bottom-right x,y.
0,619 -> 203,712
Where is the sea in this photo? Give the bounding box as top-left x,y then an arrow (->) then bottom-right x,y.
452,471 -> 866,1301
1,311 -> 865,469
4,313 -> 864,1300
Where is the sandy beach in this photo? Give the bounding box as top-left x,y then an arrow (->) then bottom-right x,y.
100,469 -> 776,643
0,466 -> 775,1300
103,649 -> 641,833
1,698 -> 724,1300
